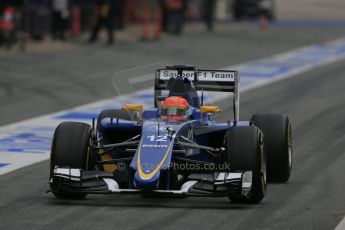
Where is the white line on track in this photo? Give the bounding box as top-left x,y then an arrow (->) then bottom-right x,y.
335,217 -> 345,230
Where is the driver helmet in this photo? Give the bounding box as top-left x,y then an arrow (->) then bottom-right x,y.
161,96 -> 189,121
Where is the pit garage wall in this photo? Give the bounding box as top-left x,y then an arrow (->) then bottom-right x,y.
276,0 -> 345,21
215,0 -> 345,21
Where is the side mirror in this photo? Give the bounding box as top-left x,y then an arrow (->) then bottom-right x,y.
122,104 -> 143,112
200,105 -> 221,114
122,104 -> 143,120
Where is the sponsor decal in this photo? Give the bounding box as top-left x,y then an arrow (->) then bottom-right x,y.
142,144 -> 168,148
159,70 -> 195,81
197,71 -> 235,82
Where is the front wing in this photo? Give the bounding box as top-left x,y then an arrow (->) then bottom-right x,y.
50,167 -> 252,198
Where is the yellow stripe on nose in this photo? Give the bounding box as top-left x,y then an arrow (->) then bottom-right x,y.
137,142 -> 173,180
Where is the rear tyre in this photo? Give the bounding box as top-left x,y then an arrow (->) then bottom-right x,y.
50,122 -> 94,199
224,126 -> 266,204
251,114 -> 292,183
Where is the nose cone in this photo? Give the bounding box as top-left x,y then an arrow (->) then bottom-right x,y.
130,121 -> 183,190
133,170 -> 160,190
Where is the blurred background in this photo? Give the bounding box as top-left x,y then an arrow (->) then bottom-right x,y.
1,0 -> 344,51
1,0 -> 345,122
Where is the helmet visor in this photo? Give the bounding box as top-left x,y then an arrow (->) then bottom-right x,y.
162,107 -> 187,116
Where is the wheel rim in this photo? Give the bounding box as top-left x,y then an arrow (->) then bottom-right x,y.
287,121 -> 292,170
260,132 -> 267,192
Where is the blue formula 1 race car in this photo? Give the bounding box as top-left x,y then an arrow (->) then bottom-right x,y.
49,65 -> 292,204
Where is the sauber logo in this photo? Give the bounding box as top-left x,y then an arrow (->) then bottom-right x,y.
142,144 -> 168,148
159,70 -> 195,81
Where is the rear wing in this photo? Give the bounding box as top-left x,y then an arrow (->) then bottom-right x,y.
154,66 -> 240,120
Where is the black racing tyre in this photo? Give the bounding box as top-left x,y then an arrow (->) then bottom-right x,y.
251,114 -> 292,183
224,126 -> 266,204
50,122 -> 94,199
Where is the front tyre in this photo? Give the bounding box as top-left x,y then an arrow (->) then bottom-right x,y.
50,122 -> 94,199
251,114 -> 292,183
224,126 -> 266,204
